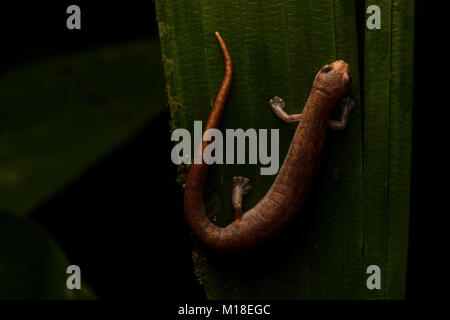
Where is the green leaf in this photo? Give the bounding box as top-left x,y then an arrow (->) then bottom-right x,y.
0,211 -> 95,299
157,0 -> 366,299
363,0 -> 414,299
0,40 -> 165,216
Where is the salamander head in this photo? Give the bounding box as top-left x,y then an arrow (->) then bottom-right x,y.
314,60 -> 351,99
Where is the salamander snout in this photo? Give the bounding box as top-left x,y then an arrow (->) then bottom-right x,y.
320,60 -> 350,81
330,60 -> 350,75
331,60 -> 351,86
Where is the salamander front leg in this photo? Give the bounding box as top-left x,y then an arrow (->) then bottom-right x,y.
269,96 -> 303,123
329,97 -> 355,131
231,176 -> 251,220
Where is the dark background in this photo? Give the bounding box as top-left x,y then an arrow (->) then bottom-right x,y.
0,1 -> 445,301
1,1 -> 205,300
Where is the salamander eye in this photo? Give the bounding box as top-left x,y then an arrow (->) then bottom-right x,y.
321,65 -> 333,73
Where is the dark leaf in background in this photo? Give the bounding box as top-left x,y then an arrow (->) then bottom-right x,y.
0,40 -> 165,216
0,211 -> 94,299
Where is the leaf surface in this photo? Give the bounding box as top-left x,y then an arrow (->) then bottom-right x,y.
157,0 -> 367,299
363,0 -> 414,299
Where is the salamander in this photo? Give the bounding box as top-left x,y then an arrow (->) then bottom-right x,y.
183,32 -> 354,250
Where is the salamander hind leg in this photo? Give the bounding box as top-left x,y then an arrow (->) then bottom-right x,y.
231,176 -> 251,220
329,97 -> 355,131
269,96 -> 303,123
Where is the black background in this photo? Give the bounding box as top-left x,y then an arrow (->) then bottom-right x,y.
1,1 -> 205,300
0,0 -> 446,304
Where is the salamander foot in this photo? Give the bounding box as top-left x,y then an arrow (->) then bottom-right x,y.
329,97 -> 355,131
231,176 -> 251,220
269,96 -> 303,123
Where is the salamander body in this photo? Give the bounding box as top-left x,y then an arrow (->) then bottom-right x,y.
183,32 -> 352,250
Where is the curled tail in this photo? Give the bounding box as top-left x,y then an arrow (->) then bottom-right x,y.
183,32 -> 239,250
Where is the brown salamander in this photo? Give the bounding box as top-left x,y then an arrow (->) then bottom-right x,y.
184,32 -> 354,250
